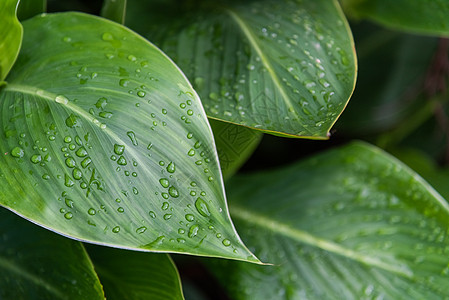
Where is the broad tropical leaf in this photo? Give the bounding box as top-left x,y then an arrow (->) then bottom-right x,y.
0,207 -> 103,299
210,119 -> 262,180
87,245 -> 184,300
0,12 -> 258,263
0,0 -> 22,81
342,0 -> 449,36
101,0 -> 126,24
208,142 -> 449,299
126,0 -> 356,138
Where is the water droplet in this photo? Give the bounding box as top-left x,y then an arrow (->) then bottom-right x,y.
164,214 -> 172,220
178,228 -> 185,234
55,95 -> 69,105
137,91 -> 145,97
188,149 -> 195,156
64,174 -> 74,187
128,55 -> 137,62
30,154 -> 42,164
65,157 -> 76,168
95,97 -> 108,109
113,144 -> 125,155
119,79 -> 130,87
117,207 -> 124,213
117,156 -> 127,165
64,212 -> 73,220
159,178 -> 169,188
136,226 -> 147,234
72,168 -> 82,180
187,132 -> 193,139
88,208 -> 96,215
81,157 -> 92,168
42,174 -> 50,180
11,147 -> 24,158
188,224 -> 199,238
149,211 -> 156,218
185,214 -> 195,222
162,202 -> 169,210
76,147 -> 88,157
133,187 -> 139,195
166,162 -> 176,173
112,226 -> 120,233
162,193 -> 169,199
65,198 -> 74,208
99,111 -> 113,119
102,32 -> 114,41
168,186 -> 179,198
66,114 -> 82,128
127,131 -> 138,146
222,239 -> 231,247
195,198 -> 211,217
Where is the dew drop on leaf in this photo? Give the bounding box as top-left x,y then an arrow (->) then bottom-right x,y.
11,147 -> 24,158
188,224 -> 199,238
195,197 -> 211,217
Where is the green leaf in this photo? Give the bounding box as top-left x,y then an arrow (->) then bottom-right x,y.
17,0 -> 47,21
126,0 -> 356,139
0,207 -> 103,299
0,0 -> 23,81
337,23 -> 438,134
0,12 -> 258,263
210,119 -> 262,180
342,0 -> 449,36
208,142 -> 449,299
101,0 -> 126,24
86,245 -> 184,300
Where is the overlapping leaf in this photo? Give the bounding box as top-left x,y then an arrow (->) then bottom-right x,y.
342,0 -> 449,36
208,142 -> 449,299
0,0 -> 22,81
101,0 -> 126,24
0,207 -> 103,299
87,246 -> 184,300
0,12 -> 258,263
126,0 -> 356,138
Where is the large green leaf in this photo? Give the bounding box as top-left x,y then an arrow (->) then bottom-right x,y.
342,0 -> 449,36
86,245 -> 184,300
0,207 -> 103,299
337,23 -> 438,134
0,0 -> 23,81
126,0 -> 356,139
208,142 -> 449,299
0,12 -> 258,263
210,119 -> 262,180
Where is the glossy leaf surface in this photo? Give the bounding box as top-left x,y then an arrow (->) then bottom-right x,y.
0,0 -> 22,81
209,142 -> 449,299
101,0 -> 126,24
87,246 -> 184,300
126,0 -> 356,138
0,207 -> 103,299
0,12 -> 258,263
342,0 -> 449,36
210,119 -> 262,180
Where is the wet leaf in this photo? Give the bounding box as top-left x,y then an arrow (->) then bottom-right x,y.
0,12 -> 258,263
342,0 -> 449,36
0,207 -> 103,299
0,0 -> 23,81
208,142 -> 449,299
87,245 -> 184,300
126,0 -> 356,138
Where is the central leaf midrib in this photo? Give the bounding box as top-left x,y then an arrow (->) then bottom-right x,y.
0,256 -> 66,299
226,9 -> 296,113
230,203 -> 414,279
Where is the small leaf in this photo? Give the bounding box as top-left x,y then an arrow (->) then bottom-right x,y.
126,0 -> 357,138
101,0 -> 126,24
208,142 -> 449,299
210,119 -> 262,180
0,207 -> 103,299
342,0 -> 449,36
0,12 -> 258,263
86,245 -> 184,300
0,0 -> 23,81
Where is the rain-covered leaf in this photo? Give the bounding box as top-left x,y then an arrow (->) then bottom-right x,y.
86,245 -> 184,300
17,0 -> 46,21
101,0 -> 126,24
0,0 -> 23,81
0,12 -> 258,263
342,0 -> 449,36
0,207 -> 103,299
208,142 -> 449,299
210,119 -> 262,179
337,23 -> 438,134
126,0 -> 356,138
